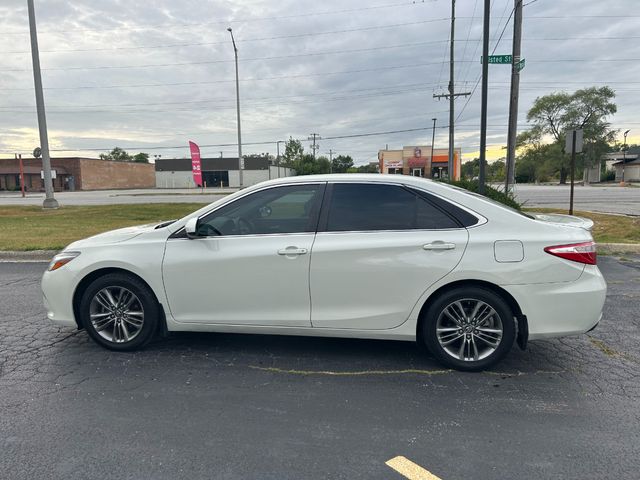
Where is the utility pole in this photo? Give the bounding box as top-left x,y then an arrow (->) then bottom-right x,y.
308,133 -> 321,160
505,0 -> 523,194
227,27 -> 243,188
27,0 -> 57,208
478,0 -> 491,195
433,0 -> 470,181
569,130 -> 577,215
328,149 -> 335,173
276,140 -> 284,178
430,118 -> 437,178
622,129 -> 630,185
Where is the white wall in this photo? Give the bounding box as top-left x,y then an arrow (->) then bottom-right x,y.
156,167 -> 296,188
616,164 -> 640,182
155,171 -> 196,189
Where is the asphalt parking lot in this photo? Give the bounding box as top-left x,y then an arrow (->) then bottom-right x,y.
1,256 -> 639,480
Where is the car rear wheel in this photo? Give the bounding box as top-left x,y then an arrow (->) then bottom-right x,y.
421,287 -> 515,371
80,273 -> 159,351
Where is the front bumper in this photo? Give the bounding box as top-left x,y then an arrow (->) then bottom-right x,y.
503,265 -> 607,341
42,267 -> 77,327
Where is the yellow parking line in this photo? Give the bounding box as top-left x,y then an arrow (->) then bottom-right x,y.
385,456 -> 443,480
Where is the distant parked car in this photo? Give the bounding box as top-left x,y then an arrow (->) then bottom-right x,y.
42,174 -> 606,371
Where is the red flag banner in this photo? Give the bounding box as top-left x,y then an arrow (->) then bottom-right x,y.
188,141 -> 203,187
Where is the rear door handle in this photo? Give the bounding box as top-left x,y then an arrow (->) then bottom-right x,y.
277,247 -> 308,256
423,242 -> 456,251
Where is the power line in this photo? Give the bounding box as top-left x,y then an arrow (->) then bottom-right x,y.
456,2 -> 515,123
5,41 -> 466,72
0,61 -> 472,92
0,1 -> 432,35
2,18 -> 450,54
0,81 -> 454,109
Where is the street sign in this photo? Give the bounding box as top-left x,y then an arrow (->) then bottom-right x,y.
483,54 -> 512,64
566,129 -> 584,154
516,58 -> 525,72
41,169 -> 56,179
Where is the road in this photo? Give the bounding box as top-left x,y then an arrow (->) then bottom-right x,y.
512,184 -> 640,215
0,188 -> 231,206
1,184 -> 639,215
1,257 -> 640,480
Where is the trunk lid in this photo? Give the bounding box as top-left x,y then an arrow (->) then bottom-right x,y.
533,213 -> 594,232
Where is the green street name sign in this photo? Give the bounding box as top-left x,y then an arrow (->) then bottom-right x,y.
516,58 -> 526,72
482,54 -> 512,64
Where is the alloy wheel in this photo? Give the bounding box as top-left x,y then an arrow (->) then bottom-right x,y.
89,286 -> 145,344
435,298 -> 504,362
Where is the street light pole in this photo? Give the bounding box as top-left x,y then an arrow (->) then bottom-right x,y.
622,129 -> 630,185
227,27 -> 243,188
27,0 -> 57,208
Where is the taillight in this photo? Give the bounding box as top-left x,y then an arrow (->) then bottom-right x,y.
544,241 -> 597,265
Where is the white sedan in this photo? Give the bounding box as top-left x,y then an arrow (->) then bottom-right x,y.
42,174 -> 606,371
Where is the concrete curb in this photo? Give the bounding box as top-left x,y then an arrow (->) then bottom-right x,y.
0,250 -> 58,262
1,243 -> 639,262
597,243 -> 640,254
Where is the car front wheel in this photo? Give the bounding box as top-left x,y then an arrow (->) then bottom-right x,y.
80,273 -> 159,351
421,287 -> 516,371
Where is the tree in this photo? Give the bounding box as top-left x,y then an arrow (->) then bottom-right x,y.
132,152 -> 149,163
331,155 -> 354,173
461,158 -> 480,180
99,147 -> 132,162
523,86 -> 617,183
515,131 -> 563,183
281,137 -> 304,168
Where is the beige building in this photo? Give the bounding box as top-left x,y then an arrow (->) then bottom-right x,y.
378,146 -> 461,180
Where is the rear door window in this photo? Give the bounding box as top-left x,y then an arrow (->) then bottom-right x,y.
325,183 -> 460,232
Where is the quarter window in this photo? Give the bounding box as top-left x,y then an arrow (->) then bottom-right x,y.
197,184 -> 324,236
326,183 -> 459,231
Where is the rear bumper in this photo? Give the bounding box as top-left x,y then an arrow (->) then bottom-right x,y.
503,265 -> 607,340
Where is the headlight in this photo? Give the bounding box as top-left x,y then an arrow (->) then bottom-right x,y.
48,251 -> 81,271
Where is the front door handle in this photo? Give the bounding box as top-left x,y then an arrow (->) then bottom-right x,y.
277,247 -> 308,256
423,242 -> 456,251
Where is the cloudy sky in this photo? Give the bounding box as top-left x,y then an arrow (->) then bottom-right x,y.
1,0 -> 639,164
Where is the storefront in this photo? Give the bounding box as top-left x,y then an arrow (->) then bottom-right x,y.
378,146 -> 461,180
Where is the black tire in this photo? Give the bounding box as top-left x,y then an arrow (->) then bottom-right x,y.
421,287 -> 515,372
79,272 -> 159,351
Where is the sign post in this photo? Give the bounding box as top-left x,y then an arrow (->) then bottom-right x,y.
566,129 -> 584,215
17,154 -> 25,197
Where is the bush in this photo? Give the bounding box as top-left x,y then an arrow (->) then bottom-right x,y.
444,179 -> 522,210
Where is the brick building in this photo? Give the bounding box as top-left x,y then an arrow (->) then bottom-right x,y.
0,157 -> 155,191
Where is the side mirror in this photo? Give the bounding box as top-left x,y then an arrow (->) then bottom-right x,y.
185,217 -> 199,239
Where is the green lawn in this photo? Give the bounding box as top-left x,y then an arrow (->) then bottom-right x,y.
0,203 -> 207,251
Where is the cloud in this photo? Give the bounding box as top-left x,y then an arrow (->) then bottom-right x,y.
1,0 -> 638,165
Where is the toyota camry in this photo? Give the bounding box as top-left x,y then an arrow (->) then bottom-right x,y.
42,174 -> 606,371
